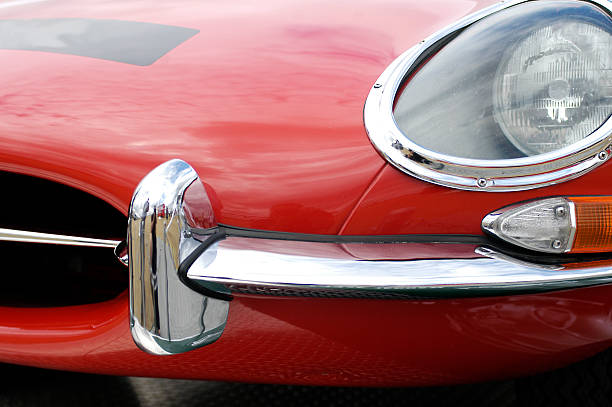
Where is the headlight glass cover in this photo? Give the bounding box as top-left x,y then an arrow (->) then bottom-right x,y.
495,20 -> 612,156
365,0 -> 612,191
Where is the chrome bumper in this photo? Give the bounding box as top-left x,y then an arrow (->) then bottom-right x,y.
128,160 -> 612,355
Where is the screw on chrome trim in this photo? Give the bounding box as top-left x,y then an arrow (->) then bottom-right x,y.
552,240 -> 563,249
391,139 -> 403,150
555,206 -> 566,218
598,151 -> 608,161
477,178 -> 488,188
373,83 -> 382,88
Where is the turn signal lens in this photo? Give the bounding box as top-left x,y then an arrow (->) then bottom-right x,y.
483,197 -> 612,254
569,196 -> 612,253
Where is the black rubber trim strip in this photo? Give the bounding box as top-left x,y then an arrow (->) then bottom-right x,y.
192,224 -> 488,245
177,230 -> 233,301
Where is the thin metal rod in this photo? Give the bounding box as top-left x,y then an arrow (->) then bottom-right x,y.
0,228 -> 121,248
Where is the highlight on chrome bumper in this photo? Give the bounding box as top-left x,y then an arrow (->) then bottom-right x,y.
127,160 -> 612,355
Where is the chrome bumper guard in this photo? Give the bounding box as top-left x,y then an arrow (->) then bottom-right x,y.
128,160 -> 228,355
128,160 -> 612,355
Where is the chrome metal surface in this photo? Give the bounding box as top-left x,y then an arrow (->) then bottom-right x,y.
568,201 -> 578,252
0,228 -> 120,248
474,246 -> 562,271
482,197 -> 579,253
114,240 -> 128,266
482,197 -> 576,253
128,159 -> 229,355
599,150 -> 609,161
363,0 -> 612,191
481,213 -> 499,236
185,236 -> 612,297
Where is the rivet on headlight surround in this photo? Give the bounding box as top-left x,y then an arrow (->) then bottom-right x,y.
364,0 -> 612,192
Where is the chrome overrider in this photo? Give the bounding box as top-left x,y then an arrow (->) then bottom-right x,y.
127,160 -> 612,355
128,160 -> 228,355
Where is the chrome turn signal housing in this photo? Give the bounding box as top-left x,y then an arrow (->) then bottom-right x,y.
483,196 -> 612,254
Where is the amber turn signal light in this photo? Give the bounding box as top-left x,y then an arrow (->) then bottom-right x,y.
482,197 -> 612,254
569,196 -> 612,253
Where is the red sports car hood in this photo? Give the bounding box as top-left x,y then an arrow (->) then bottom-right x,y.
0,0 -> 498,234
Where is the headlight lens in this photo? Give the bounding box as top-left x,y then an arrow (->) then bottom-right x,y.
392,0 -> 612,161
494,20 -> 612,155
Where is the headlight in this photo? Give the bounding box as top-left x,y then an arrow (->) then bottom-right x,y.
364,0 -> 612,191
495,20 -> 612,156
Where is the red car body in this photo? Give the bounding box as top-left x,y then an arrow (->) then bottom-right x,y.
0,0 -> 611,386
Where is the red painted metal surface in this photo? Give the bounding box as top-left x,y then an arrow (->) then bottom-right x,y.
0,0 -> 612,385
0,0 -> 504,235
0,288 -> 611,386
341,163 -> 612,236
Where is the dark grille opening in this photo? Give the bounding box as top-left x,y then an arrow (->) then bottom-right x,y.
0,241 -> 126,307
0,171 -> 127,306
0,171 -> 126,239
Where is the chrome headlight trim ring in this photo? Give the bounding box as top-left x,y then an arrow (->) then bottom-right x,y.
363,0 -> 612,192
